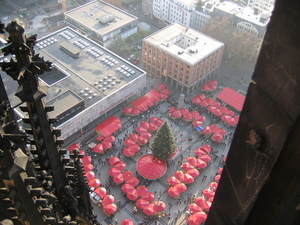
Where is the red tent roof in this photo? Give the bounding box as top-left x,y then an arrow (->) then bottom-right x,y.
136,198 -> 150,210
136,155 -> 167,179
131,89 -> 160,110
217,87 -> 245,111
94,116 -> 122,137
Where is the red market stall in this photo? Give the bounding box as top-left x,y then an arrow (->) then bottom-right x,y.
174,170 -> 185,182
168,186 -> 180,198
109,156 -> 121,166
168,176 -> 181,186
126,177 -> 140,187
195,197 -> 211,212
174,183 -> 187,193
84,171 -> 95,181
103,195 -> 115,205
112,161 -> 126,171
217,87 -> 245,111
82,163 -> 94,172
153,201 -> 166,213
68,143 -> 80,153
88,178 -> 101,188
136,198 -> 150,210
127,189 -> 139,201
142,192 -> 155,202
94,116 -> 122,137
181,162 -> 195,171
121,219 -> 134,225
121,184 -> 135,194
136,186 -> 148,197
82,156 -> 92,164
150,117 -> 164,127
186,169 -> 200,178
123,170 -> 134,182
143,203 -> 155,216
93,143 -> 104,154
124,139 -> 136,147
113,173 -> 124,184
183,173 -> 195,184
129,133 -> 139,142
189,203 -> 203,214
94,187 -> 107,198
103,203 -> 117,215
136,155 -> 167,180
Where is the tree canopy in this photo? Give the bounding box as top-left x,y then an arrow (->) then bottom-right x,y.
107,35 -> 131,58
151,122 -> 176,161
200,16 -> 262,61
195,0 -> 204,11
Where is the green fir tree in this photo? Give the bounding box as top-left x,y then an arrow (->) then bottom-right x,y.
151,122 -> 176,161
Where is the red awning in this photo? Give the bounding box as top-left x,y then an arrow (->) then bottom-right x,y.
136,155 -> 167,179
94,116 -> 122,137
217,87 -> 245,111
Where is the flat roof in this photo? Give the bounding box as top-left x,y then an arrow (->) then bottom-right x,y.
2,26 -> 144,117
144,23 -> 224,65
215,1 -> 269,26
47,90 -> 83,117
65,0 -> 137,36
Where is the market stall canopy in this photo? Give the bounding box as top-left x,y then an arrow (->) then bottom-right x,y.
121,183 -> 135,194
93,143 -> 104,153
136,185 -> 148,197
168,176 -> 181,186
136,154 -> 167,179
109,156 -> 120,166
186,169 -> 200,178
150,117 -> 164,127
113,173 -> 124,184
102,195 -> 115,205
121,219 -> 134,225
143,203 -> 155,216
94,187 -> 107,198
126,177 -> 140,187
217,87 -> 245,111
153,201 -> 166,212
136,198 -> 150,210
82,163 -> 94,172
112,161 -> 126,171
123,170 -> 134,181
129,133 -> 139,142
142,192 -> 155,202
127,189 -> 138,201
94,116 -> 122,137
157,83 -> 167,90
168,186 -> 180,198
189,203 -> 203,214
103,203 -> 117,215
68,143 -> 80,153
88,178 -> 101,188
82,156 -> 92,164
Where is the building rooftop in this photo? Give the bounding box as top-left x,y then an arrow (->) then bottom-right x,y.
64,0 -> 137,36
144,23 -> 224,65
2,26 -> 144,119
214,1 -> 270,26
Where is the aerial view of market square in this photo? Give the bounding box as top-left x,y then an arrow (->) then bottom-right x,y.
0,0 -> 275,225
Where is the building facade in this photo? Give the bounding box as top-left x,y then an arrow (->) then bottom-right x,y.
64,0 -> 138,47
3,26 -> 146,139
142,0 -> 154,18
142,23 -> 224,93
247,0 -> 275,13
212,1 -> 270,37
153,0 -> 197,27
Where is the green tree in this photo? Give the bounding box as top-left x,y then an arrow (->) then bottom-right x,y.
151,122 -> 176,161
201,16 -> 262,61
125,30 -> 153,47
195,0 -> 204,11
107,35 -> 131,58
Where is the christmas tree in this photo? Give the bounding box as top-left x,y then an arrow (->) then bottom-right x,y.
151,121 -> 176,161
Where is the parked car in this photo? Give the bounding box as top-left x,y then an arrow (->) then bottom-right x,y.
133,58 -> 140,64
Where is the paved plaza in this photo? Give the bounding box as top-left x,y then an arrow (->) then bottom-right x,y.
63,67 -> 244,224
